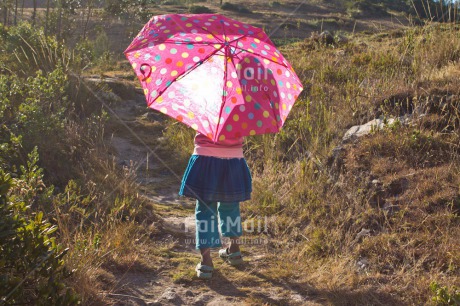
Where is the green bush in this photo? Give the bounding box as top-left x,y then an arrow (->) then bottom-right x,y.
430,282 -> 460,305
221,2 -> 252,14
346,0 -> 390,17
189,5 -> 213,14
3,22 -> 74,75
0,152 -> 78,305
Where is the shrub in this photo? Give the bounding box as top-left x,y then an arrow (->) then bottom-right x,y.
345,0 -> 389,18
0,153 -> 78,305
430,282 -> 460,305
221,2 -> 252,14
189,5 -> 213,14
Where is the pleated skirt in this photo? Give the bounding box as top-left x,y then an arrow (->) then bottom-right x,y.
179,155 -> 252,202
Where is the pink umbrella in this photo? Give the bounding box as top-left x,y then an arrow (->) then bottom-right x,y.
124,13 -> 303,141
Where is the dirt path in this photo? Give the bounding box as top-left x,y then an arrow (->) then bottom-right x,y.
99,77 -> 323,305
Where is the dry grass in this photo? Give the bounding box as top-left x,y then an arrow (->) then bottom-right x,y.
6,8 -> 457,305
233,23 -> 460,304
62,18 -> 460,305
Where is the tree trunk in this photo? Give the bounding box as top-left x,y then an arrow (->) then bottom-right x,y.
83,0 -> 93,40
57,1 -> 62,41
3,1 -> 8,26
21,0 -> 24,17
14,0 -> 18,25
45,0 -> 50,36
32,0 -> 37,26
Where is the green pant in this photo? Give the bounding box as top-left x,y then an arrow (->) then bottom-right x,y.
195,200 -> 242,249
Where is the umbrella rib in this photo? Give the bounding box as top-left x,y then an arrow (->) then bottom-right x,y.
213,45 -> 230,142
147,47 -> 223,107
196,26 -> 224,43
262,80 -> 283,131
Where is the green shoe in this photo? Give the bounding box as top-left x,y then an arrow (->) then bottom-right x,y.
195,262 -> 213,279
219,248 -> 243,266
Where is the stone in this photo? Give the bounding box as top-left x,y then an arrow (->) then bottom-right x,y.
356,257 -> 370,270
343,118 -> 396,142
336,34 -> 349,44
319,30 -> 335,45
356,228 -> 371,240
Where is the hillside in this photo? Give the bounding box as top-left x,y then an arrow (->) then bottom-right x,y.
1,0 -> 460,305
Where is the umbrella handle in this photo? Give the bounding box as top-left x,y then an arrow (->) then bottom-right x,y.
140,63 -> 152,81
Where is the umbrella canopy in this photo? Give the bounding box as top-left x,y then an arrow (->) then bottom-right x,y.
124,13 -> 303,141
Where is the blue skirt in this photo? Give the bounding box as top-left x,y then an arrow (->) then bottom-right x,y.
179,155 -> 252,202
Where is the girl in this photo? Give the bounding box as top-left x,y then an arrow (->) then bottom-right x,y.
179,132 -> 252,279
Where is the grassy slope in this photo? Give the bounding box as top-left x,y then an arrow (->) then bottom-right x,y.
238,24 -> 460,304
8,1 -> 458,304
91,4 -> 459,305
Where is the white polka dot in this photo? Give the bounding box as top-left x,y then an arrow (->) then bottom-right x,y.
239,105 -> 246,112
160,68 -> 167,74
193,56 -> 200,62
285,71 -> 290,77
281,92 -> 285,98
168,91 -> 176,98
203,121 -> 209,128
184,99 -> 191,107
172,103 -> 179,110
231,72 -> 238,78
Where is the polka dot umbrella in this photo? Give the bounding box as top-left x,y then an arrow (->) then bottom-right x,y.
124,13 -> 303,142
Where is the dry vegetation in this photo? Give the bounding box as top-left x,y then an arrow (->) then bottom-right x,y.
238,24 -> 460,304
1,0 -> 460,305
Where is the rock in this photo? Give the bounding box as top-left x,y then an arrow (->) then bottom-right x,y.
336,34 -> 349,44
319,30 -> 335,45
343,118 -> 396,142
141,112 -> 164,122
356,257 -> 370,271
98,91 -> 122,103
193,293 -> 213,305
185,290 -> 195,297
356,228 -> 371,241
157,287 -> 183,304
290,293 -> 305,302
